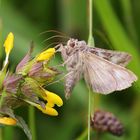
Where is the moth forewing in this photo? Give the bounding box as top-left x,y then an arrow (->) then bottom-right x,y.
82,52 -> 137,94
65,69 -> 82,99
89,47 -> 132,67
64,52 -> 83,99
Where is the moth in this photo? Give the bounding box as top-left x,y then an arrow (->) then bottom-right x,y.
57,38 -> 137,99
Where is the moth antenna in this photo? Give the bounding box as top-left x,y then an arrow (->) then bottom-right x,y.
39,30 -> 69,37
42,35 -> 69,43
45,71 -> 73,87
46,41 -> 66,49
94,29 -> 113,49
29,41 -> 34,54
39,42 -> 66,53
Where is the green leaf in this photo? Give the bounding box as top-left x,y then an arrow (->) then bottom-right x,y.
16,116 -> 32,140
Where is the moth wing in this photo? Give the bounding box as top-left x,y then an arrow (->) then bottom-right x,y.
89,47 -> 131,67
82,52 -> 137,94
64,53 -> 83,99
65,69 -> 82,99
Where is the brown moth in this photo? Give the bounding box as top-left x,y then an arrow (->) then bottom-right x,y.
57,38 -> 137,99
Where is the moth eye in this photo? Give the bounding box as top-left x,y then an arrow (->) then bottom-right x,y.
69,42 -> 75,48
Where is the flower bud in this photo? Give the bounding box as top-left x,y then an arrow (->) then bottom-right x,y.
0,117 -> 16,125
36,48 -> 55,61
4,32 -> 14,56
3,74 -> 22,94
28,62 -> 59,85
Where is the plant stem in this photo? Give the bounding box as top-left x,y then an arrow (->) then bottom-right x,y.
0,90 -> 6,108
88,89 -> 91,140
29,106 -> 36,140
87,0 -> 94,140
87,88 -> 94,140
0,128 -> 3,140
88,0 -> 95,46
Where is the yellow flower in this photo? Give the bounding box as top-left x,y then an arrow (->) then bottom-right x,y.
4,32 -> 14,56
36,48 -> 55,61
0,117 -> 16,125
36,105 -> 58,116
3,32 -> 14,67
36,90 -> 63,116
44,90 -> 63,107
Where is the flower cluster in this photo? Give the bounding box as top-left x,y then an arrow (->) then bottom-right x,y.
90,110 -> 124,136
0,33 -> 63,134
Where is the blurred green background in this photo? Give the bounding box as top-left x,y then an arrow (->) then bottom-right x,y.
0,0 -> 140,140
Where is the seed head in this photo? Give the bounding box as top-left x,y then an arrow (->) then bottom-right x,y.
91,110 -> 124,136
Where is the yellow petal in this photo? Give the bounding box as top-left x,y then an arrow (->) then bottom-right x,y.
37,105 -> 58,116
36,48 -> 55,61
46,102 -> 55,108
44,90 -> 63,107
3,32 -> 14,55
0,117 -> 16,125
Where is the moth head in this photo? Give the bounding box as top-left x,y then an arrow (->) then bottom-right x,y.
67,38 -> 86,48
67,38 -> 77,48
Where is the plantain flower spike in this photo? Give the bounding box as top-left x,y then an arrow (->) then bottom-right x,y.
3,32 -> 14,66
0,117 -> 17,125
36,48 -> 55,61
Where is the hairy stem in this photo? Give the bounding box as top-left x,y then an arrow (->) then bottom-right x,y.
29,106 -> 36,140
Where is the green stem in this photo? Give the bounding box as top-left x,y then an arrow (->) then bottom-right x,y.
29,106 -> 36,140
88,89 -> 91,140
87,88 -> 94,140
0,90 -> 6,108
0,128 -> 3,140
87,0 -> 94,139
88,0 -> 95,46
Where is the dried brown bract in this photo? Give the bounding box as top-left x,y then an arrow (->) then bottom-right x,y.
58,38 -> 137,99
